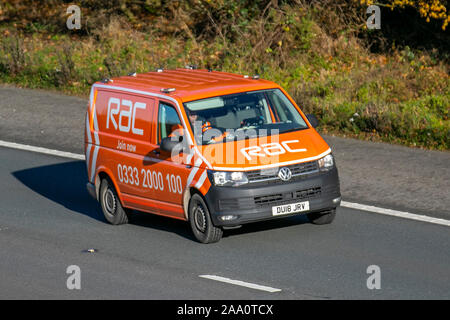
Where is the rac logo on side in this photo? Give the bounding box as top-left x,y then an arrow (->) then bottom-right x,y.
106,97 -> 146,135
240,140 -> 307,161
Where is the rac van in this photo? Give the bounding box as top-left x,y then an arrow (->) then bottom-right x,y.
85,68 -> 341,243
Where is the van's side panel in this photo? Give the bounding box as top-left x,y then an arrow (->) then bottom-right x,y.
86,86 -> 198,220
95,88 -> 157,156
88,88 -> 163,211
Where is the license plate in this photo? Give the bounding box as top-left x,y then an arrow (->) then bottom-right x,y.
272,201 -> 310,216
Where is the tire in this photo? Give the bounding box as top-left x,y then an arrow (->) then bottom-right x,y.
307,209 -> 336,225
99,178 -> 129,225
189,193 -> 223,244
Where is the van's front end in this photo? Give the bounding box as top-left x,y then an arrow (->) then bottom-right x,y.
183,87 -> 341,228
204,149 -> 340,227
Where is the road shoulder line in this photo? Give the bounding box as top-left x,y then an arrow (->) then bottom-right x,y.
341,201 -> 450,227
0,140 -> 84,160
199,275 -> 282,293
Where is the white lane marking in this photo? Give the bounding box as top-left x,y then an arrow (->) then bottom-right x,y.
199,275 -> 282,293
341,201 -> 450,227
1,140 -> 450,228
0,140 -> 84,160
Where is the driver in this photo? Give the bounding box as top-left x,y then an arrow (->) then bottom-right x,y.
188,112 -> 210,133
188,111 -> 229,144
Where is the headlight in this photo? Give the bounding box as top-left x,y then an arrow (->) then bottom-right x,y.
318,154 -> 334,171
211,171 -> 248,186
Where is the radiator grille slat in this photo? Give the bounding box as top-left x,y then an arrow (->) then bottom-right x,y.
246,161 -> 319,183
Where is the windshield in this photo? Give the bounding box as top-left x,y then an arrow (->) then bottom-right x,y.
184,89 -> 309,145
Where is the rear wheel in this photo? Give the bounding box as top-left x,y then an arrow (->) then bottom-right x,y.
189,193 -> 223,243
307,209 -> 336,225
99,178 -> 129,225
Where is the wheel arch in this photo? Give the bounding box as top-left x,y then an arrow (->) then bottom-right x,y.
182,187 -> 207,221
94,166 -> 124,205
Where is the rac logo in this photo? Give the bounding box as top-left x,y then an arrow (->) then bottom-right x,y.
241,140 -> 307,161
106,97 -> 146,135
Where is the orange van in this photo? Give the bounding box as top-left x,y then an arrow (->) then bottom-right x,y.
85,68 -> 341,243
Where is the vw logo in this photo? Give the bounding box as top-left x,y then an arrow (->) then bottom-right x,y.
278,167 -> 292,181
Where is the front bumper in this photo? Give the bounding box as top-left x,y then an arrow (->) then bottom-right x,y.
204,167 -> 341,227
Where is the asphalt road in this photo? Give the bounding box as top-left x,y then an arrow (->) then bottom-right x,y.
0,147 -> 449,299
0,85 -> 449,300
1,85 -> 449,219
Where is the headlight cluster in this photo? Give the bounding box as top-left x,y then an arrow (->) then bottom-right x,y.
318,154 -> 334,171
212,171 -> 248,186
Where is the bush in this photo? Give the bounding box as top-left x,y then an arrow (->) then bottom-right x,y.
0,0 -> 448,150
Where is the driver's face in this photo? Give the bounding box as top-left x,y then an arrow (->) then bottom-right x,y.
189,113 -> 198,123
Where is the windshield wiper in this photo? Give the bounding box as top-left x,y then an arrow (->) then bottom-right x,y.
282,126 -> 309,134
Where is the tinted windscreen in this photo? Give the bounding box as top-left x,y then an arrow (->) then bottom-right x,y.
184,89 -> 308,145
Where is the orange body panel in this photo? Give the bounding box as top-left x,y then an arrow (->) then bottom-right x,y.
85,69 -> 332,221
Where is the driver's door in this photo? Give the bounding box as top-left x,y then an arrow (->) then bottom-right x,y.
143,100 -> 191,220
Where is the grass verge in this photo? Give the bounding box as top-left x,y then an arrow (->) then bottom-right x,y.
0,5 -> 448,150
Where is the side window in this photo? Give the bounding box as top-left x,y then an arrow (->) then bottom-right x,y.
158,102 -> 182,143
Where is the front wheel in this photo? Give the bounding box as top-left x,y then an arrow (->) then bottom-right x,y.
307,209 -> 336,225
189,193 -> 223,243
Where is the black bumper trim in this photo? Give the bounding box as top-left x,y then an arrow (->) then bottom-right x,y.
204,167 -> 340,226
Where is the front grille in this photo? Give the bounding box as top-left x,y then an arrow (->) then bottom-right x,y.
246,161 -> 319,183
254,187 -> 321,207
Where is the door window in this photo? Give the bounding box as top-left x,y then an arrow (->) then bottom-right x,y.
158,102 -> 182,143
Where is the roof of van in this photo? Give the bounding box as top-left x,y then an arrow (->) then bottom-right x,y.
95,68 -> 279,102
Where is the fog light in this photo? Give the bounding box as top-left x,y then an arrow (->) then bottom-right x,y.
333,197 -> 341,204
220,215 -> 237,221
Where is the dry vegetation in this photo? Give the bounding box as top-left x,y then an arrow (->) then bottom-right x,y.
0,0 -> 448,149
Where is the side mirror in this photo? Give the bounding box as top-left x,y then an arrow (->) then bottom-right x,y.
306,114 -> 319,128
160,136 -> 183,153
